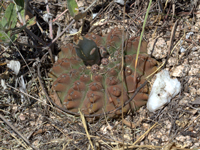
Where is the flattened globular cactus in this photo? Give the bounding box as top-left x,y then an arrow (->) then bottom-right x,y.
49,28 -> 157,121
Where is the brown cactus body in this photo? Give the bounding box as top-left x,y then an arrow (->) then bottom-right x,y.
49,28 -> 157,121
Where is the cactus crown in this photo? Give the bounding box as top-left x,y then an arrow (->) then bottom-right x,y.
74,36 -> 101,66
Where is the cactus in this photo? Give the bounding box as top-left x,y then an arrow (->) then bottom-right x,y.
49,28 -> 157,121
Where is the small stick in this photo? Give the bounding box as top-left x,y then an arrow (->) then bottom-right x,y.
48,19 -> 75,47
162,19 -> 179,69
45,0 -> 53,39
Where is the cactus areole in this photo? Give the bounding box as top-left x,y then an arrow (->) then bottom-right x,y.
49,28 -> 157,122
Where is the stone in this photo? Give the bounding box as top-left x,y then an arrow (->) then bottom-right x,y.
147,38 -> 168,59
188,64 -> 200,76
167,57 -> 177,67
189,87 -> 197,97
171,65 -> 190,77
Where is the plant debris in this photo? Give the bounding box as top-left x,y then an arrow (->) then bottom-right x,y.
0,0 -> 200,149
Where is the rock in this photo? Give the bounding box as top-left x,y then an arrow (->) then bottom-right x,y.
188,64 -> 199,76
165,120 -> 172,129
142,123 -> 150,130
176,135 -> 186,142
161,135 -> 169,142
189,87 -> 197,97
179,97 -> 189,105
77,1 -> 84,7
196,5 -> 200,19
147,38 -> 168,59
147,70 -> 181,112
171,65 -> 190,77
197,89 -> 200,95
167,57 -> 177,67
